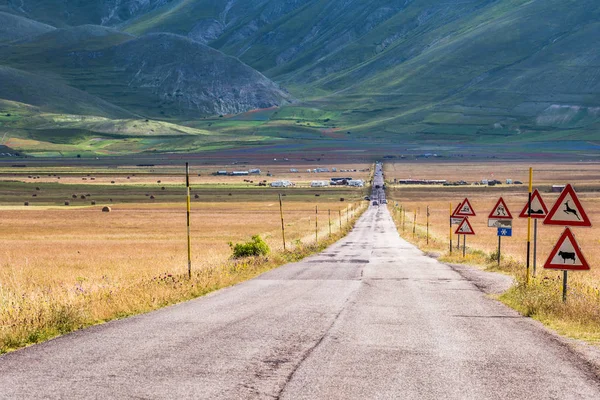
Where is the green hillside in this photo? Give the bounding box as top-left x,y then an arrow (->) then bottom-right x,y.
0,0 -> 598,157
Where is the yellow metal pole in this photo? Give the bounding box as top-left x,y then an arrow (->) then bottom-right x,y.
185,162 -> 192,279
526,167 -> 533,285
279,194 -> 286,251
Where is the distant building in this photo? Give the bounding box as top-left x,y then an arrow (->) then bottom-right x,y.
232,171 -> 249,176
348,180 -> 364,187
290,169 -> 298,173
311,181 -> 329,187
216,170 -> 227,175
552,185 -> 566,193
249,169 -> 261,174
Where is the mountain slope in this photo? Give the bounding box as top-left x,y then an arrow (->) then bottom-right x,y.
0,26 -> 293,118
0,11 -> 55,43
0,65 -> 133,118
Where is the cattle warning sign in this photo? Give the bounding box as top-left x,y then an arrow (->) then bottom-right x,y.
519,189 -> 548,219
454,198 -> 476,217
455,218 -> 475,235
543,228 -> 590,271
544,184 -> 591,227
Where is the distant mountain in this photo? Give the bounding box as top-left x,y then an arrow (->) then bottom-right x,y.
0,24 -> 292,118
0,0 -> 599,157
0,11 -> 54,43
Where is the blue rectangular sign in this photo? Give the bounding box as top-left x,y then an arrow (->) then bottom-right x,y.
497,227 -> 512,237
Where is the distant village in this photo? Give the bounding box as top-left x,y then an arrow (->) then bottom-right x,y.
212,167 -> 368,188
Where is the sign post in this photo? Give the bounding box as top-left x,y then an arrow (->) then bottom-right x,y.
185,163 -> 192,279
279,194 -> 286,251
543,228 -> 590,302
455,218 -> 475,257
315,205 -> 318,243
488,197 -> 513,266
543,184 -> 592,302
449,203 -> 453,253
526,168 -> 534,284
426,205 -> 430,244
519,188 -> 548,277
453,198 -> 476,255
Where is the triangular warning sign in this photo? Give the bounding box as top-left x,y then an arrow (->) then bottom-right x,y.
519,189 -> 548,219
452,203 -> 461,217
454,198 -> 476,217
488,197 -> 512,220
455,218 -> 475,235
544,184 -> 591,227
543,228 -> 590,271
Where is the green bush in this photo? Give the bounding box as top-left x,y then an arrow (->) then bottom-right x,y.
229,235 -> 270,258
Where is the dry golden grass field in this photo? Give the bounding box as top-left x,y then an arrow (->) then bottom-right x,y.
0,163 -> 370,353
385,161 -> 600,343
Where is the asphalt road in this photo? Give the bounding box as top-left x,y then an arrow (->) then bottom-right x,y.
2,174 -> 600,398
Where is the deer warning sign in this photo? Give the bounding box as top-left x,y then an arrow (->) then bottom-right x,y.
488,197 -> 512,220
454,198 -> 476,217
544,228 -> 590,271
519,189 -> 548,219
455,218 -> 475,235
544,184 -> 591,227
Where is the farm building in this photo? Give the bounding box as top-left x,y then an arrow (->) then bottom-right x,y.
232,171 -> 249,176
311,181 -> 330,187
249,169 -> 261,174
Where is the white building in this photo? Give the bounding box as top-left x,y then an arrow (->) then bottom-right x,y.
311,180 -> 330,187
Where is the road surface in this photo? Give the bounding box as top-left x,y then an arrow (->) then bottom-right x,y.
1,170 -> 599,398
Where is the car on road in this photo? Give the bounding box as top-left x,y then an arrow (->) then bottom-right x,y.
382,199 -> 387,204
372,200 -> 379,206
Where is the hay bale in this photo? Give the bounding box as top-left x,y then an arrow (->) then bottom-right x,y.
194,194 -> 199,199
80,195 -> 86,200
32,194 -> 37,197
157,180 -> 161,183
24,201 -> 29,206
91,201 -> 96,205
90,177 -> 95,180
315,194 -> 320,197
110,181 -> 115,184
72,194 -> 77,199
150,195 -> 155,199
64,201 -> 70,206
127,176 -> 130,179
161,187 -> 165,190
340,198 -> 345,202
102,206 -> 111,212
35,187 -> 40,191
